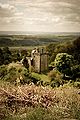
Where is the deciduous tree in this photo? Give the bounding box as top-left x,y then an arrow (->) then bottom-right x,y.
54,53 -> 74,78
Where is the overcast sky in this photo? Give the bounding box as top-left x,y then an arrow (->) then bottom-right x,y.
0,0 -> 80,32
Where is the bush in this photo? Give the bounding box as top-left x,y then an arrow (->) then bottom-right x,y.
71,64 -> 80,80
48,69 -> 64,88
54,53 -> 74,78
4,67 -> 17,82
48,69 -> 62,81
48,69 -> 63,87
0,63 -> 30,84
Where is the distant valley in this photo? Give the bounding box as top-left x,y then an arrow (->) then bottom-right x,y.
0,33 -> 79,47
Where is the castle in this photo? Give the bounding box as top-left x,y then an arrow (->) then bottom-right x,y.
28,48 -> 48,73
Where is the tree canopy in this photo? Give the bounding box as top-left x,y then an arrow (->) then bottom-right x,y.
54,53 -> 74,78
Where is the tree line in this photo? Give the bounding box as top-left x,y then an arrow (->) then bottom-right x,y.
0,47 -> 22,65
47,36 -> 80,81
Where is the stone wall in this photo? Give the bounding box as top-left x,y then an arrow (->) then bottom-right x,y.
33,53 -> 48,73
34,53 -> 41,73
40,54 -> 48,72
30,48 -> 48,73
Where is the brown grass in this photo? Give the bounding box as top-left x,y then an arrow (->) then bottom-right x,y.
0,83 -> 80,119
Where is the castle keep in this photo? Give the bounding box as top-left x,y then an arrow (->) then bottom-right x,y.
30,48 -> 48,73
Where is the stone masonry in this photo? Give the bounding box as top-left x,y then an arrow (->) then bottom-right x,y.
30,48 -> 48,73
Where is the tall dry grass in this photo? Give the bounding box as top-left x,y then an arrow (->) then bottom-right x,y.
0,83 -> 80,120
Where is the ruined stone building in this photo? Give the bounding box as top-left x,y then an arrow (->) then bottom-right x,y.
28,48 -> 48,73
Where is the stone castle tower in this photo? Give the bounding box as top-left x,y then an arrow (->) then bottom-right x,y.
31,48 -> 48,73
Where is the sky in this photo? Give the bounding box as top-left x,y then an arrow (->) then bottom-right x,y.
0,0 -> 80,32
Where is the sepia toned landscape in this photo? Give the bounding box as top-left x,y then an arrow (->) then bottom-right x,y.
0,0 -> 80,120
0,33 -> 80,120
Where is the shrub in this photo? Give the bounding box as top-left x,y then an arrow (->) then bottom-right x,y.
54,53 -> 74,78
71,64 -> 80,80
0,63 -> 30,84
48,69 -> 63,87
4,67 -> 17,82
48,69 -> 62,81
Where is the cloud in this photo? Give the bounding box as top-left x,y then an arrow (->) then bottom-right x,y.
0,2 -> 24,25
0,3 -> 15,17
0,0 -> 80,32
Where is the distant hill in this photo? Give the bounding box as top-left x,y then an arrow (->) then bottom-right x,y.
0,34 -> 79,47
0,31 -> 80,36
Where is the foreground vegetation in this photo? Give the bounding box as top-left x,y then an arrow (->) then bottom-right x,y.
0,83 -> 80,120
